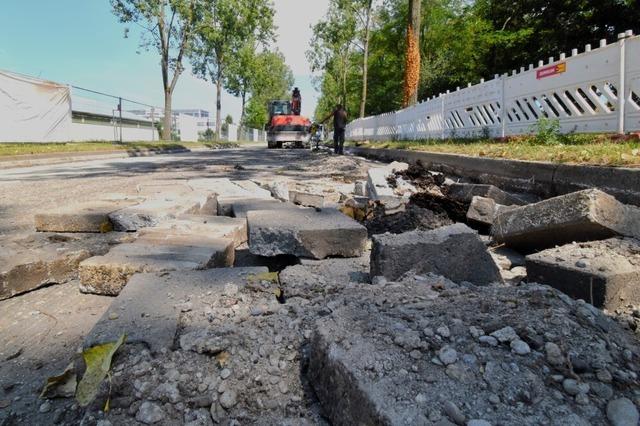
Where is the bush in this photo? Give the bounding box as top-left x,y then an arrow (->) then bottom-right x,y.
529,118 -> 565,145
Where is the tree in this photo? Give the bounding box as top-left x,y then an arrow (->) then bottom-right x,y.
402,0 -> 420,107
111,0 -> 199,141
308,1 -> 357,110
243,51 -> 294,129
191,0 -> 275,139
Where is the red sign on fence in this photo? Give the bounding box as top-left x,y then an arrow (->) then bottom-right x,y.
536,62 -> 567,79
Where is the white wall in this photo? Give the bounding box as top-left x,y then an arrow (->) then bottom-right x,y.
69,122 -> 158,142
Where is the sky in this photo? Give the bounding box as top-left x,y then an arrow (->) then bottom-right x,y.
0,0 -> 329,123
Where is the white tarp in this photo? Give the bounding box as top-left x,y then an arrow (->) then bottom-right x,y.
0,70 -> 73,142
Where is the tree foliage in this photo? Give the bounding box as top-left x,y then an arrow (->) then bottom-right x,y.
311,0 -> 640,121
111,0 -> 200,140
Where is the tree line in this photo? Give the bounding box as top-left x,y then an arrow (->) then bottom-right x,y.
111,0 -> 293,140
309,0 -> 640,124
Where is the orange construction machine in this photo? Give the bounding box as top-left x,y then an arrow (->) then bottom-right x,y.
266,87 -> 312,149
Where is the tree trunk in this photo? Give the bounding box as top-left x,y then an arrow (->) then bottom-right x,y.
360,3 -> 372,118
215,76 -> 222,140
240,91 -> 246,129
163,89 -> 172,141
403,0 -> 421,107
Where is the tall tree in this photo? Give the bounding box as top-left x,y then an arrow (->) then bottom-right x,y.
191,0 -> 275,139
243,51 -> 294,129
112,0 -> 199,140
308,1 -> 357,110
224,41 -> 258,127
402,0 -> 420,107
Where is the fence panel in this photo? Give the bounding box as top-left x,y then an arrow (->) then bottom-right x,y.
443,78 -> 502,138
346,32 -> 640,141
626,36 -> 640,132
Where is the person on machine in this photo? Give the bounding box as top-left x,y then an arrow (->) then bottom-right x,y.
322,104 -> 348,155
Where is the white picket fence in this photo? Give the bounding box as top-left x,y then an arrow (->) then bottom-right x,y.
347,31 -> 640,141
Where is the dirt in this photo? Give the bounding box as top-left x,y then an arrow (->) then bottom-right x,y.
364,202 -> 453,236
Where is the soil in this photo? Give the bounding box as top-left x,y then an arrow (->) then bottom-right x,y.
364,203 -> 453,236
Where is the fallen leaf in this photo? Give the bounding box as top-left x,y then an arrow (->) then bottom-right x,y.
40,362 -> 77,399
76,334 -> 126,407
215,351 -> 230,368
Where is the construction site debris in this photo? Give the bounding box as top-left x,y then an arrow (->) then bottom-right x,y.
493,189 -> 640,251
370,223 -> 501,284
526,238 -> 640,310
248,208 -> 368,259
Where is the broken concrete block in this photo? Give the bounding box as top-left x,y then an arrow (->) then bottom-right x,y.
289,190 -> 325,208
354,181 -> 367,197
466,196 -> 517,227
371,223 -> 501,284
0,233 -> 127,300
229,198 -> 295,218
35,206 -> 114,233
84,267 -> 267,353
233,180 -> 273,199
367,167 -> 399,203
78,238 -> 234,296
109,192 -> 217,231
248,208 -> 368,259
493,189 -> 640,251
141,215 -> 247,247
446,183 -> 524,206
526,238 -> 640,310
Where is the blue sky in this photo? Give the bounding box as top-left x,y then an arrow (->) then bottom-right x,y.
0,0 -> 329,122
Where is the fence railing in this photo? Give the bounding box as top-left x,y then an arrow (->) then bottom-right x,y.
347,31 -> 640,141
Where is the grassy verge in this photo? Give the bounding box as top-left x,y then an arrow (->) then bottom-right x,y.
350,135 -> 640,167
0,141 -> 241,158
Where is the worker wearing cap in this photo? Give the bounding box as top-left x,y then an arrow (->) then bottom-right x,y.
322,104 -> 348,155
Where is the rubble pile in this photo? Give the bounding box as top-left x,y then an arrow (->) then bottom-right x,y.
3,151 -> 640,425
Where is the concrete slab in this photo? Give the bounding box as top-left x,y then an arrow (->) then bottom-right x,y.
493,189 -> 640,251
526,238 -> 640,310
371,223 -> 502,284
78,238 -> 234,296
229,198 -> 296,218
289,190 -> 325,208
233,180 -> 273,198
140,215 -> 247,247
0,233 -> 128,300
84,267 -> 267,353
466,196 -> 517,227
34,201 -> 137,233
446,183 -> 524,205
188,178 -> 273,215
248,208 -> 368,259
367,167 -> 401,204
136,181 -> 193,196
109,192 -> 217,231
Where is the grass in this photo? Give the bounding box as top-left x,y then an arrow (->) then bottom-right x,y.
0,141 -> 241,158
350,134 -> 640,167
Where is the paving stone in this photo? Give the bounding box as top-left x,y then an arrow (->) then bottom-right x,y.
109,192 -> 217,231
188,178 -> 273,216
141,215 -> 247,247
367,167 -> 402,205
230,198 -> 296,219
493,189 -> 640,251
78,237 -> 235,296
288,190 -> 325,208
371,223 -> 501,284
34,202 -> 136,233
136,182 -> 193,196
0,233 -> 127,300
446,183 -> 524,206
84,267 -> 267,353
248,208 -> 368,259
526,238 -> 640,310
466,196 -> 517,227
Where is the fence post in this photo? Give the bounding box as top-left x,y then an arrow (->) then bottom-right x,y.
151,107 -> 155,141
500,75 -> 507,138
440,94 -> 445,139
618,33 -> 627,135
118,97 -> 123,143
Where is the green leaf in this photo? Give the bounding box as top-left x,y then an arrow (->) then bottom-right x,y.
76,334 -> 126,407
40,363 -> 77,399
